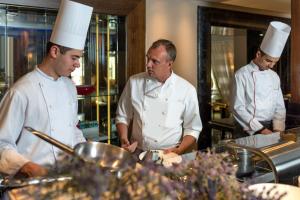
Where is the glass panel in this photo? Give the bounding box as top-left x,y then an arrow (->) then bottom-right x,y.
5,7 -> 56,83
0,6 -> 6,99
210,26 -> 247,119
0,6 -> 56,99
73,14 -> 124,144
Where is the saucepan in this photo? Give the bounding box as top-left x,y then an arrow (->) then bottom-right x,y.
24,127 -> 136,172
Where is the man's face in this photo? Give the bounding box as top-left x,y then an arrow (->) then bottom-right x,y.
54,48 -> 82,78
146,45 -> 172,82
255,51 -> 279,71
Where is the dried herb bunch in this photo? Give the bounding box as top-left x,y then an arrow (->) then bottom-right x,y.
26,151 -> 285,200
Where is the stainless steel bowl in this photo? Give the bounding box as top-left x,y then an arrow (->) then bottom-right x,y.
74,141 -> 135,170
25,127 -> 136,171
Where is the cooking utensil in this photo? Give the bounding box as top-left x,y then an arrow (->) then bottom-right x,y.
236,149 -> 254,178
0,176 -> 72,190
140,150 -> 153,164
25,127 -> 135,171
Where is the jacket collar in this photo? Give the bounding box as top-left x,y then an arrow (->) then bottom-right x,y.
249,61 -> 269,74
35,66 -> 63,82
144,71 -> 176,97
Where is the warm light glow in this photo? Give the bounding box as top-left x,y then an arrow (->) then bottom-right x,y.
109,54 -> 116,80
27,52 -> 33,60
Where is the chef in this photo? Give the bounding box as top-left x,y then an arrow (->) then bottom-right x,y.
116,39 -> 202,155
232,21 -> 291,138
0,0 -> 93,177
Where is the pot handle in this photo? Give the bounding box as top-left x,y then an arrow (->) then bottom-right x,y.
25,127 -> 75,155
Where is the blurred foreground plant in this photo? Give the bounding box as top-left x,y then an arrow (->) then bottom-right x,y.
26,150 -> 285,200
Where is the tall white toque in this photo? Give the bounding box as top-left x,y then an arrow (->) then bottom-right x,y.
260,21 -> 291,58
50,0 -> 93,50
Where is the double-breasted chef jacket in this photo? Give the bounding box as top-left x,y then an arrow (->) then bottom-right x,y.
116,72 -> 202,150
232,61 -> 286,135
0,67 -> 85,175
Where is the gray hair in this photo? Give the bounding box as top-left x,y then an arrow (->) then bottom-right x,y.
149,39 -> 177,61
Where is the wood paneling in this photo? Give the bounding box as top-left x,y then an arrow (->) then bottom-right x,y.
0,0 -> 59,9
78,0 -> 142,16
291,0 -> 300,103
0,0 -> 142,16
126,0 -> 146,79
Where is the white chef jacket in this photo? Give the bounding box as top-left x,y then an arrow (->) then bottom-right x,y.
232,61 -> 286,135
116,72 -> 202,150
0,67 -> 85,175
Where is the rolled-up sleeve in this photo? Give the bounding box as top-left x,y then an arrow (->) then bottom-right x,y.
182,87 -> 202,140
116,81 -> 133,126
272,82 -> 286,131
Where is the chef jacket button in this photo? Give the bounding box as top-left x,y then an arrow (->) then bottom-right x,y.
154,93 -> 158,97
162,111 -> 166,115
165,98 -> 168,101
49,105 -> 52,109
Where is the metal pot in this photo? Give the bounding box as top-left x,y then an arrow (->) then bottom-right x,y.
25,127 -> 135,171
236,149 -> 255,178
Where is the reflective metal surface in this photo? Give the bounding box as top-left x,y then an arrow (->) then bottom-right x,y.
236,149 -> 254,178
74,142 -> 135,171
0,176 -> 72,190
220,130 -> 300,184
224,141 -> 279,183
25,127 -> 136,171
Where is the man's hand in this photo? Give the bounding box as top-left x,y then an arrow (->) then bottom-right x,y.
117,123 -> 131,150
163,135 -> 196,155
120,137 -> 130,149
260,128 -> 273,135
125,141 -> 138,153
163,147 -> 181,155
15,162 -> 48,178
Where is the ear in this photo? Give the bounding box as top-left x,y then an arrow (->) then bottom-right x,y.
256,50 -> 261,58
49,45 -> 60,58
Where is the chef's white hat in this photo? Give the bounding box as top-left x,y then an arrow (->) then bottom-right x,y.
260,21 -> 291,58
50,0 -> 93,50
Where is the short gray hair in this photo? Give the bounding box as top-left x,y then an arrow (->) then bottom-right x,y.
149,39 -> 177,61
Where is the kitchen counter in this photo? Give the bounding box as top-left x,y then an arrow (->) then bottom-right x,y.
219,127 -> 300,185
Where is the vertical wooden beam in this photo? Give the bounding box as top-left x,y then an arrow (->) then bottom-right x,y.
126,0 -> 146,79
291,0 -> 300,102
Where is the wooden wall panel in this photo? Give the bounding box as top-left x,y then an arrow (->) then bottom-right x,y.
126,0 -> 146,79
291,0 -> 300,103
0,0 -> 141,16
77,0 -> 141,16
0,0 -> 59,9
